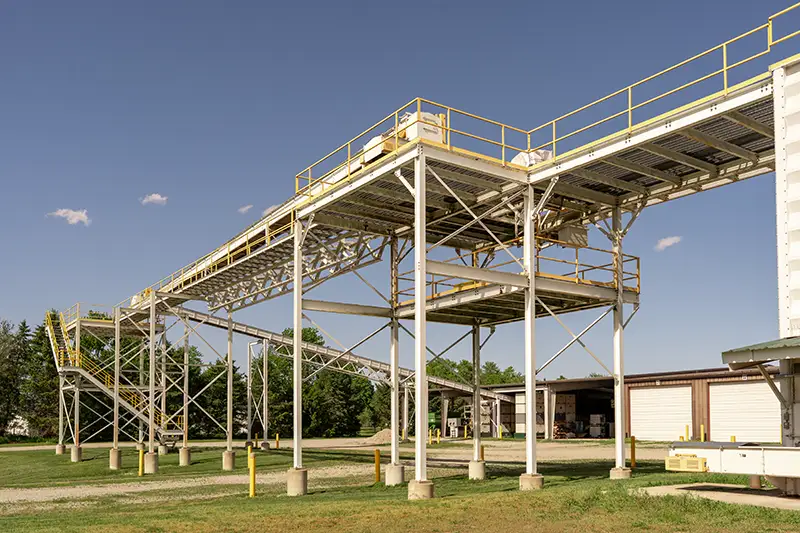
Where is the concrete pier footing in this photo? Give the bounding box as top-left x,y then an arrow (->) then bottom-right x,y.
385,464 -> 405,486
408,480 -> 434,500
287,467 -> 308,496
70,445 -> 82,463
468,460 -> 486,480
749,475 -> 762,489
179,447 -> 191,466
158,445 -> 169,456
519,473 -> 544,490
610,467 -> 632,480
135,442 -> 145,451
144,452 -> 159,474
244,440 -> 254,449
222,450 -> 236,471
260,441 -> 271,451
109,448 -> 122,470
55,444 -> 65,455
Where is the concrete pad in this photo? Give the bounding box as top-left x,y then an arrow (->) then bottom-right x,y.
144,452 -> 158,474
519,473 -> 544,491
135,442 -> 145,452
222,450 -> 236,471
287,467 -> 308,496
385,464 -> 405,486
179,447 -> 191,466
408,480 -> 434,500
749,475 -> 762,489
260,441 -> 271,451
610,467 -> 632,480
109,448 -> 122,470
638,483 -> 800,511
70,445 -> 82,463
158,445 -> 169,456
468,460 -> 486,480
55,444 -> 65,455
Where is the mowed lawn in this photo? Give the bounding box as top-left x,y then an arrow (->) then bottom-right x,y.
1,448 -> 799,533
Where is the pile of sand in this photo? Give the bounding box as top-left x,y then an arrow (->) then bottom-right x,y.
365,428 -> 393,445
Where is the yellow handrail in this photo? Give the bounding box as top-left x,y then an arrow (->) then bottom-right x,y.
54,312 -> 182,432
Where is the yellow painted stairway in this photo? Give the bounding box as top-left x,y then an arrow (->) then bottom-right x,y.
45,311 -> 183,441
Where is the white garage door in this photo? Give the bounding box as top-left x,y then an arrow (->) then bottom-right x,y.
630,386 -> 692,441
710,381 -> 781,443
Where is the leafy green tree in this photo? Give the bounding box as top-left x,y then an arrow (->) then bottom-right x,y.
0,320 -> 19,434
19,323 -> 59,437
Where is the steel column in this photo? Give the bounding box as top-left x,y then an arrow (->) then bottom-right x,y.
183,319 -> 189,449
113,306 -> 120,449
58,375 -> 65,445
74,377 -> 80,447
472,325 -> 481,461
247,342 -> 253,443
227,310 -> 233,453
414,150 -> 428,481
293,218 -> 304,469
612,206 -> 627,471
148,290 -> 156,453
390,235 -> 400,465
523,183 -> 538,475
138,343 -> 144,444
402,384 -> 409,441
268,340 -> 269,442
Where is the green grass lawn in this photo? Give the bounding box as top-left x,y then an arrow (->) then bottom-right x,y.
1,449 -> 798,532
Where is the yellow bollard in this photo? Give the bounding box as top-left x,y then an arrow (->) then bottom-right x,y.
249,453 -> 256,498
731,435 -> 736,442
499,425 -> 503,440
480,445 -> 485,461
401,428 -> 405,442
630,436 -> 636,469
679,436 -> 685,441
464,425 -> 469,440
685,424 -> 689,442
428,428 -> 432,445
374,449 -> 381,483
138,449 -> 144,477
276,433 -> 279,449
436,428 -> 441,444
248,445 -> 253,470
255,432 -> 258,443
700,424 -> 705,442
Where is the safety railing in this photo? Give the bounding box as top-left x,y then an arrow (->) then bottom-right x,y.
294,3 -> 800,199
54,312 -> 183,432
528,2 -> 800,161
45,312 -> 67,367
294,97 -> 530,200
122,212 -> 296,307
396,237 -> 639,302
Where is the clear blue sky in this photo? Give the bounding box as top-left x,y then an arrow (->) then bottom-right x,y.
1,0 -> 795,378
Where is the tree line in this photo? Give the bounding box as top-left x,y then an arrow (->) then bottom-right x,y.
0,315 -> 522,440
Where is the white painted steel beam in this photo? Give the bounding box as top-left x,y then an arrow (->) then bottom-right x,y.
570,168 -> 649,195
611,207 -> 626,473
426,260 -> 528,288
682,127 -> 759,163
604,156 -> 682,186
293,219 -> 303,469
523,184 -> 538,476
724,111 -> 774,139
414,148 -> 428,482
302,299 -> 392,317
640,143 -> 719,175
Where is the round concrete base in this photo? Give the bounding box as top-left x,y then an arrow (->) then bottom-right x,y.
519,473 -> 544,491
135,442 -> 145,452
158,445 -> 169,456
609,467 -> 632,480
408,480 -> 435,500
70,445 -> 82,463
55,444 -> 65,455
179,447 -> 191,467
749,475 -> 762,489
468,460 -> 486,480
222,450 -> 236,471
144,452 -> 159,474
260,441 -> 271,451
385,464 -> 405,486
287,467 -> 308,496
109,448 -> 122,470
245,440 -> 254,449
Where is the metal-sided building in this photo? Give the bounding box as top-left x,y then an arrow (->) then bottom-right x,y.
485,365 -> 781,443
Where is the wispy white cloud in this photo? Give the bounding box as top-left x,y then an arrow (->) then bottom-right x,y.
655,235 -> 682,252
141,193 -> 168,206
238,204 -> 253,214
48,208 -> 91,226
262,204 -> 278,217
